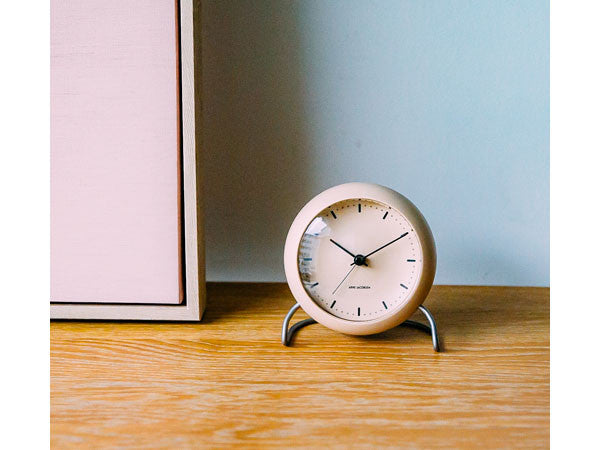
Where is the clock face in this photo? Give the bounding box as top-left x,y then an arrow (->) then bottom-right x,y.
297,198 -> 423,322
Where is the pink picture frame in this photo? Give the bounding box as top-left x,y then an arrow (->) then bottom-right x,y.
50,0 -> 204,320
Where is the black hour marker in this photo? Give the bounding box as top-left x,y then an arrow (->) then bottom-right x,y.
357,307 -> 361,316
407,259 -> 415,262
358,203 -> 362,213
382,301 -> 388,309
303,258 -> 312,261
330,300 -> 336,308
330,211 -> 337,219
382,211 -> 388,220
310,282 -> 319,288
400,283 -> 408,289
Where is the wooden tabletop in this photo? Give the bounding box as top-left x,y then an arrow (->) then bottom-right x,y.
51,283 -> 549,448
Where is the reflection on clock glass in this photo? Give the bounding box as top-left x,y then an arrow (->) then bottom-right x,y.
298,198 -> 423,322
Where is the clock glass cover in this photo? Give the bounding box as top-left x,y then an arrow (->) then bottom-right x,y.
298,198 -> 423,322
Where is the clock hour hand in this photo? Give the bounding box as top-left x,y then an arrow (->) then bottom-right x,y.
364,232 -> 409,258
329,239 -> 356,258
330,239 -> 369,267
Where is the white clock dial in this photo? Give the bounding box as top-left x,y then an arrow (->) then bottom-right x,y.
297,198 -> 423,322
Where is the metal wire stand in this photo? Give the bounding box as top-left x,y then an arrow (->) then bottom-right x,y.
281,303 -> 440,352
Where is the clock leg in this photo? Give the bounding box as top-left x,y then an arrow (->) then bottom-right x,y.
400,305 -> 440,352
281,303 -> 441,352
281,303 -> 317,346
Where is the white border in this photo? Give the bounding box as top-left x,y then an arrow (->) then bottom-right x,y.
551,1 -> 600,447
0,1 -> 50,447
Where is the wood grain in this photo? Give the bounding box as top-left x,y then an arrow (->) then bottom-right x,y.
51,283 -> 549,448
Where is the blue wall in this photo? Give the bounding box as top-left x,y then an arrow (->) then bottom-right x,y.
202,0 -> 549,286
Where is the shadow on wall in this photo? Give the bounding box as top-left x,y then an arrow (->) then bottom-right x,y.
202,0 -> 550,285
202,0 -> 313,281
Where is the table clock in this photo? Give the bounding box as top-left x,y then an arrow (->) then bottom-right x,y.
282,182 -> 440,351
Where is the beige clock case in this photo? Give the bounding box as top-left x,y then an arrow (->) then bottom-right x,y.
284,182 -> 436,335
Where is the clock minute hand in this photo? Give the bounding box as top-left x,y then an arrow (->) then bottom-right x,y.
364,232 -> 409,258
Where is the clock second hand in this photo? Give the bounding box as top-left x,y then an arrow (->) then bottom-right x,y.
331,265 -> 357,295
